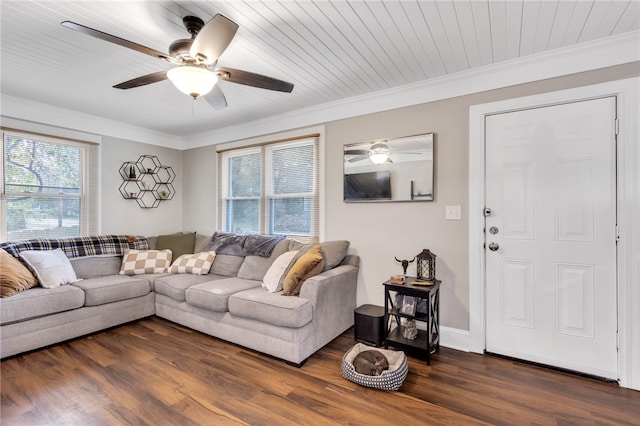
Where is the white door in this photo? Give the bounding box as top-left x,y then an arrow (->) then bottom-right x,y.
485,97 -> 618,380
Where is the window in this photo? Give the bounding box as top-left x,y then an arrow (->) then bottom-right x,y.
1,130 -> 99,240
219,135 -> 319,241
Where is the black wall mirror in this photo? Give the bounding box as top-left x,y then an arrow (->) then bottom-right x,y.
343,133 -> 434,202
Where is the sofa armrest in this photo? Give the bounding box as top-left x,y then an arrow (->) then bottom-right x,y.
299,264 -> 357,304
299,263 -> 359,342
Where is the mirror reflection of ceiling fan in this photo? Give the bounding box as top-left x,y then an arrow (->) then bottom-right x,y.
347,143 -> 393,164
345,142 -> 422,165
60,14 -> 294,110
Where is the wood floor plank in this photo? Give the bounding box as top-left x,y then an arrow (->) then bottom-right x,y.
2,317 -> 639,425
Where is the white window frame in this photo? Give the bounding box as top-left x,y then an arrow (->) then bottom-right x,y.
219,146 -> 263,233
1,130 -> 99,240
218,136 -> 319,240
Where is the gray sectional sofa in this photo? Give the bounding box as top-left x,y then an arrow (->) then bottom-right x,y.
0,233 -> 359,365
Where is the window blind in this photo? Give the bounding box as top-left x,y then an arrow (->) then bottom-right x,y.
1,130 -> 100,240
218,135 -> 319,242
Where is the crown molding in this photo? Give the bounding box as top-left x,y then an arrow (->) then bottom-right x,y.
184,29 -> 639,149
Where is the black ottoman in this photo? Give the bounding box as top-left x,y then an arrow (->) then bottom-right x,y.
354,304 -> 385,346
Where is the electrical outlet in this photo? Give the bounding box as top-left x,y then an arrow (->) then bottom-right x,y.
445,205 -> 462,220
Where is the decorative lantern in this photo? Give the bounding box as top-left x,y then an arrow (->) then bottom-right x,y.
416,249 -> 436,282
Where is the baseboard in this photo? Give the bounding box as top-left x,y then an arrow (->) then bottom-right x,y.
413,321 -> 470,352
440,326 -> 470,352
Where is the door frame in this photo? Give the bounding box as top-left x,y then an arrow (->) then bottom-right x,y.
468,78 -> 639,390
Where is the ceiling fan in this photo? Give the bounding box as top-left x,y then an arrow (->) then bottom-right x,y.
346,141 -> 427,165
346,142 -> 393,164
60,14 -> 294,109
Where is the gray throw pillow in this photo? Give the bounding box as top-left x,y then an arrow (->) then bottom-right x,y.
319,240 -> 350,271
237,239 -> 290,281
209,254 -> 244,276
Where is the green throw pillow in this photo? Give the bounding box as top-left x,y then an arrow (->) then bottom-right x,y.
156,232 -> 196,260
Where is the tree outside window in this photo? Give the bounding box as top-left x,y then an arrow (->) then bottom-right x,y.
2,132 -> 97,240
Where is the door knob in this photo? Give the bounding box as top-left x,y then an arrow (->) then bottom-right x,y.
488,242 -> 499,251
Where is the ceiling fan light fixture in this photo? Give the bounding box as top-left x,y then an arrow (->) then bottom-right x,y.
369,143 -> 390,164
369,152 -> 389,164
167,66 -> 218,99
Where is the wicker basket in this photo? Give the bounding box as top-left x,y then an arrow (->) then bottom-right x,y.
341,343 -> 408,391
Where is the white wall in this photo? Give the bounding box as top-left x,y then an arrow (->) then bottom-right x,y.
100,136 -> 183,236
182,144 -> 217,235
183,62 -> 639,333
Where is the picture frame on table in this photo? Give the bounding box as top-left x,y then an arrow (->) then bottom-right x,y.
399,295 -> 417,316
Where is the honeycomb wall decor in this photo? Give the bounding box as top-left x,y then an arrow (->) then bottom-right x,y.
119,155 -> 175,208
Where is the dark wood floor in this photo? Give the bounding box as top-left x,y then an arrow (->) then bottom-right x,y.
1,317 -> 639,425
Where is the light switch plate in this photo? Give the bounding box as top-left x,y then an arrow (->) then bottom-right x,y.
445,205 -> 462,220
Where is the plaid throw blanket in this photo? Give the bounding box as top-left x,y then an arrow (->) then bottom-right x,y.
0,235 -> 149,259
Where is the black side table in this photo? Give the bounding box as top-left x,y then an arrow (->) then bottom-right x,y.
383,278 -> 440,365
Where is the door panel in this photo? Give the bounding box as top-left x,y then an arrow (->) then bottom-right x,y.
556,263 -> 594,338
485,97 -> 617,379
502,259 -> 535,328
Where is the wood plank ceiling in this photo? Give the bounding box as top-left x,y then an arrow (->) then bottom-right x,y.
1,1 -> 638,138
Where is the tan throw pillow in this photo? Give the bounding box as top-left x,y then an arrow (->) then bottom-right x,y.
156,232 -> 196,260
169,251 -> 216,275
1,249 -> 38,297
282,245 -> 324,296
119,249 -> 172,275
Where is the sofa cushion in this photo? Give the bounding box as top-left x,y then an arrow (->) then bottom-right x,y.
0,285 -> 85,324
237,239 -> 290,281
72,275 -> 151,306
154,274 -> 221,302
228,287 -> 313,328
70,255 -> 122,278
185,277 -> 261,312
282,245 -> 324,296
1,248 -> 37,297
120,249 -> 172,275
209,254 -> 244,277
156,232 -> 196,259
194,233 -> 211,253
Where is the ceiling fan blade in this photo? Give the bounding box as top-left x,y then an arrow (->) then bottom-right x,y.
348,155 -> 369,163
61,21 -> 178,64
215,67 -> 294,93
113,70 -> 168,89
190,14 -> 238,65
345,150 -> 369,155
203,85 -> 228,110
